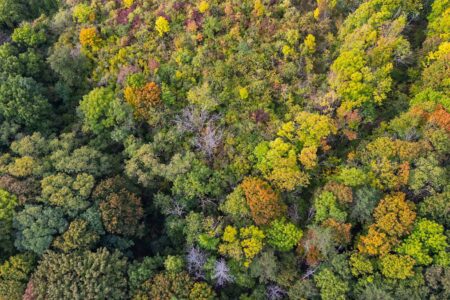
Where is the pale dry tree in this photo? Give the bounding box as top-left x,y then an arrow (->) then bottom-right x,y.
212,258 -> 234,287
186,247 -> 207,279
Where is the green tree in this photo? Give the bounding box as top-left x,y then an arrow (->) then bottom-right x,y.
0,0 -> 27,28
314,191 -> 347,223
0,189 -> 17,258
79,87 -> 131,138
0,73 -> 50,130
144,271 -> 194,300
11,21 -> 46,47
31,248 -> 128,300
14,205 -> 68,255
40,173 -> 94,217
397,219 -> 449,266
0,253 -> 36,300
52,219 -> 99,253
379,254 -> 415,279
314,268 -> 349,300
266,218 -> 303,252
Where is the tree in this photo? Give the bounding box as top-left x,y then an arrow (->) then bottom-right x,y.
358,192 -> 416,256
329,0 -> 418,121
349,253 -> 373,277
219,185 -> 251,224
48,44 -> 91,88
298,226 -> 335,266
254,139 -> 309,191
189,282 -> 216,300
78,87 -> 129,136
128,256 -> 163,293
0,0 -> 27,28
266,218 -> 303,252
357,225 -> 392,256
162,255 -> 183,275
212,258 -> 234,286
314,268 -> 349,300
0,73 -> 50,130
11,21 -> 46,47
0,189 -> 17,258
379,254 -> 415,279
278,112 -> 337,148
409,156 -> 447,195
424,265 -> 450,300
124,82 -> 161,119
40,173 -> 94,217
145,271 -> 194,300
336,167 -> 368,187
93,177 -> 144,237
397,219 -> 448,266
52,219 -> 99,253
155,16 -> 170,36
219,225 -> 265,267
373,192 -> 416,238
240,177 -> 286,225
14,205 -> 67,255
79,27 -> 99,48
72,3 -> 95,23
418,189 -> 450,228
0,253 -> 36,300
314,191 -> 347,223
31,248 -> 128,300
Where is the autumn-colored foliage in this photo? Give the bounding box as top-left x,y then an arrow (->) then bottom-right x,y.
94,177 -> 144,237
124,82 -> 161,119
79,27 -> 98,47
358,192 -> 416,255
240,177 -> 286,225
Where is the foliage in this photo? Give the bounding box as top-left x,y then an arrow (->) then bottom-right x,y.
219,225 -> 265,267
155,17 -> 170,37
0,253 -> 35,300
14,205 -> 67,255
240,177 -> 286,225
314,191 -> 347,223
32,248 -> 128,299
266,218 -> 303,252
93,177 -> 144,237
0,0 -> 448,298
40,172 -> 94,216
397,219 -> 449,266
124,82 -> 161,119
145,271 -> 193,300
379,254 -> 415,279
358,192 -> 416,256
314,268 -> 349,300
79,27 -> 99,48
53,219 -> 99,253
189,282 -> 216,300
0,189 -> 17,258
0,73 -> 50,130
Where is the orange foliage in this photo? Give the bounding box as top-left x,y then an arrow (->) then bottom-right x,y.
358,225 -> 392,256
428,105 -> 450,131
240,177 -> 286,225
373,192 -> 416,237
323,181 -> 353,204
297,229 -> 324,266
124,82 -> 161,118
358,192 -> 416,256
322,218 -> 352,244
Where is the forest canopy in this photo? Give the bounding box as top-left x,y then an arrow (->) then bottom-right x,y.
0,0 -> 449,299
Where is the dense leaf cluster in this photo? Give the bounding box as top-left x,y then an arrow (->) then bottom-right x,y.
0,0 -> 448,299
